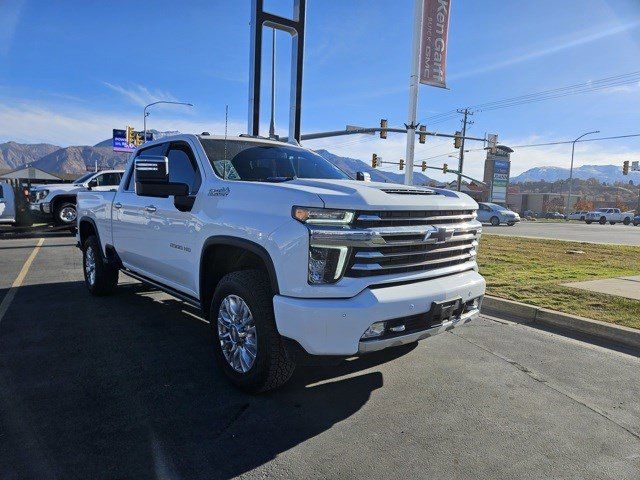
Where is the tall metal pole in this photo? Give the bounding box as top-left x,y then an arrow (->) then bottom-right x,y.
143,101 -> 194,143
269,28 -> 276,138
404,0 -> 423,186
566,130 -> 599,218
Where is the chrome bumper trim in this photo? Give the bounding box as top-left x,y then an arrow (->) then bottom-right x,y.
357,307 -> 480,354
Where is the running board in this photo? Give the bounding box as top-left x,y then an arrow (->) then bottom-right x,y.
121,269 -> 201,309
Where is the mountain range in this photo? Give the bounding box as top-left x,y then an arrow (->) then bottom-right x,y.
1,133 -> 635,186
511,164 -> 639,184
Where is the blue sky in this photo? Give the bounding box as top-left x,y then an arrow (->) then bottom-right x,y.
1,0 -> 639,180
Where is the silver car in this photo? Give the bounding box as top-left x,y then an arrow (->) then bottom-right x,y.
477,202 -> 520,226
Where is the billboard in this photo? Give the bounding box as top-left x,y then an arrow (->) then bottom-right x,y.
419,0 -> 451,88
112,129 -> 153,153
486,154 -> 511,203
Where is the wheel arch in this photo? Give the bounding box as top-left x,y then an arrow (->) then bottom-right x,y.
199,236 -> 280,316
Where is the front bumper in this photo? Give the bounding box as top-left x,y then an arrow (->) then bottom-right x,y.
273,269 -> 485,356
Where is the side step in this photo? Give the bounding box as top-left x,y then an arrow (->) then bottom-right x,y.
121,269 -> 201,310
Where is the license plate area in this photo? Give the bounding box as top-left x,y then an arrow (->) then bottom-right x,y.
427,297 -> 464,327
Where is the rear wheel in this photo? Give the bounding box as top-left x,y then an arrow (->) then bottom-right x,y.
82,235 -> 119,296
490,216 -> 500,226
210,270 -> 295,393
507,222 -> 515,226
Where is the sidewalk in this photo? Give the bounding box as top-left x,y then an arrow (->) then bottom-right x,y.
563,275 -> 640,301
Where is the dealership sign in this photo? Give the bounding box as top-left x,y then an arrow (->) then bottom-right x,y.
419,0 -> 451,88
488,154 -> 511,203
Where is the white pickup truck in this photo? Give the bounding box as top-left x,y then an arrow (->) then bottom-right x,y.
30,170 -> 124,226
77,134 -> 485,392
584,208 -> 635,225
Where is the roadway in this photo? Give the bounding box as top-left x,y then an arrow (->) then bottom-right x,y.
484,220 -> 640,245
1,235 -> 639,479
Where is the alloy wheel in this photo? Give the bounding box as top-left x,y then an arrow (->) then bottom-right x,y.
217,294 -> 257,373
85,246 -> 96,286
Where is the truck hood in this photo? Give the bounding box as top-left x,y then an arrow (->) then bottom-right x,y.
32,183 -> 81,193
272,179 -> 478,211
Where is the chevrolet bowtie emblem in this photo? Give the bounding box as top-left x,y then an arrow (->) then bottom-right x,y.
425,226 -> 455,244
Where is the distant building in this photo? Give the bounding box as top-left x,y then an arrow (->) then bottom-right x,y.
0,166 -> 66,188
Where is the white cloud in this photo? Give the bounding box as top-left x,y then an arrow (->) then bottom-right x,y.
0,100 -> 245,146
103,82 -> 180,108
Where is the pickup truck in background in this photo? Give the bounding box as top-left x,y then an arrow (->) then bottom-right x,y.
584,208 -> 635,225
30,169 -> 124,227
77,134 -> 485,393
1,181 -> 33,227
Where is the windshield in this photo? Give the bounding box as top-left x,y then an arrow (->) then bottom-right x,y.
73,172 -> 95,184
486,203 -> 508,211
596,208 -> 608,212
199,139 -> 349,182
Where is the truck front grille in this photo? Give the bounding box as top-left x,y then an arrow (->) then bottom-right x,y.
345,210 -> 479,278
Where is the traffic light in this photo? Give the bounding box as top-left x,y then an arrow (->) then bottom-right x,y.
443,163 -> 448,174
418,125 -> 426,144
372,153 -> 379,168
126,126 -> 135,144
380,119 -> 388,139
399,159 -> 404,170
421,161 -> 427,172
623,160 -> 629,175
453,131 -> 462,149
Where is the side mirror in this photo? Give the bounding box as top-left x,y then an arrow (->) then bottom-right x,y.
87,179 -> 98,189
135,156 -> 189,198
356,171 -> 371,182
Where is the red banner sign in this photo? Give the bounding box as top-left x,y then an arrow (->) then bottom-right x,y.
419,0 -> 451,88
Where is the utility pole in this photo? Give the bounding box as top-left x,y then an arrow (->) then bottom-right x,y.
456,108 -> 473,191
404,0 -> 423,186
268,28 -> 276,139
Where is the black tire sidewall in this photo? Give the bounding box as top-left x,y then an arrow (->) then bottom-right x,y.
209,271 -> 280,392
82,236 -> 117,296
490,216 -> 500,226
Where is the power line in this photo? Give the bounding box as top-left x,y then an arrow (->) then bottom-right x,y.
465,133 -> 640,152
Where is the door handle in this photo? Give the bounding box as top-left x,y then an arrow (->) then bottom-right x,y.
145,205 -> 157,213
113,202 -> 122,209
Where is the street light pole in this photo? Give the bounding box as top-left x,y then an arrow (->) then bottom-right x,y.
566,130 -> 599,218
143,101 -> 194,142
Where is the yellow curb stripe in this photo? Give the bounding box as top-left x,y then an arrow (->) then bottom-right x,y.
0,237 -> 45,324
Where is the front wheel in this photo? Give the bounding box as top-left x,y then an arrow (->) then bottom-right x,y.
609,222 -> 616,225
490,216 -> 500,226
599,217 -> 607,225
210,270 -> 295,394
82,235 -> 119,296
55,202 -> 77,226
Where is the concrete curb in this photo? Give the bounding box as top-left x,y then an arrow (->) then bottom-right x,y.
481,296 -> 640,349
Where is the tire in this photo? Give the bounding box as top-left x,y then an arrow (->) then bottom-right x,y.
507,222 -> 515,226
634,222 -> 639,226
585,220 -> 592,224
599,217 -> 606,225
210,270 -> 295,394
82,235 -> 118,296
609,222 -> 616,225
623,217 -> 631,225
55,201 -> 77,226
490,216 -> 500,226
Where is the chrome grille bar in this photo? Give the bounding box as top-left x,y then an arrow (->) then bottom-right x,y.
351,251 -> 477,272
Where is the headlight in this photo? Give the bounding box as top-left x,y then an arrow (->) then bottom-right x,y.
292,206 -> 354,225
308,245 -> 349,284
35,189 -> 49,201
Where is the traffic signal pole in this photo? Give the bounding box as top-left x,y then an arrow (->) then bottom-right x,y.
403,0 -> 423,186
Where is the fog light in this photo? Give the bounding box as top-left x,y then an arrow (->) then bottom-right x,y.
362,321 -> 386,339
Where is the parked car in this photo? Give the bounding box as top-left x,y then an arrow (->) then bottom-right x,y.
584,208 -> 634,225
77,134 -> 485,392
544,211 -> 565,220
30,170 -> 124,227
0,181 -> 33,227
567,210 -> 589,221
633,214 -> 640,226
476,203 -> 520,226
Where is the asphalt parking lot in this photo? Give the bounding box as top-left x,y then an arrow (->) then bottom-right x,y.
484,220 -> 640,245
1,235 -> 639,479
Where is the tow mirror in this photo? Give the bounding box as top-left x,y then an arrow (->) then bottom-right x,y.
135,156 -> 189,198
356,171 -> 371,182
87,179 -> 98,189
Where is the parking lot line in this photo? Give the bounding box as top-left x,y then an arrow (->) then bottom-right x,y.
0,237 -> 45,324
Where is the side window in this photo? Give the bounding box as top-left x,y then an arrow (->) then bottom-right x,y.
95,172 -> 121,186
167,143 -> 201,194
125,143 -> 167,191
0,185 -> 4,199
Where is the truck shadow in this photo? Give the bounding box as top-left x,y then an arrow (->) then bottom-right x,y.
0,280 -> 415,480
